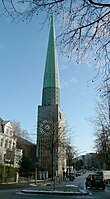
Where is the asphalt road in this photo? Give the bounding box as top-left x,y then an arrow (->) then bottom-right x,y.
0,173 -> 110,199
73,172 -> 110,199
0,190 -> 93,199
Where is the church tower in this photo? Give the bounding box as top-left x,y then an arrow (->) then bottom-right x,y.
37,16 -> 66,177
42,16 -> 60,107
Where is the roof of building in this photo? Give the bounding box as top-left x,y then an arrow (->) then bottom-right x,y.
2,120 -> 10,125
0,118 -> 11,133
43,16 -> 60,89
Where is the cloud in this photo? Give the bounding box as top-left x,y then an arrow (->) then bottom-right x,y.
61,76 -> 78,88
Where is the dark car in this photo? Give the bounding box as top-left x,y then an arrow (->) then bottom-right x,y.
85,173 -> 105,190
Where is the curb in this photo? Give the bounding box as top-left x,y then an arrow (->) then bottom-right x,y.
21,189 -> 89,195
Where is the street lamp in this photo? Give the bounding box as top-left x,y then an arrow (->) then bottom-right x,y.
35,157 -> 39,184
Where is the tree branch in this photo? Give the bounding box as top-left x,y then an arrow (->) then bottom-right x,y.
74,10 -> 110,30
88,0 -> 110,7
33,0 -> 64,7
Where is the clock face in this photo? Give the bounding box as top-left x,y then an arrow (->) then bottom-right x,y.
39,120 -> 51,134
45,124 -> 50,131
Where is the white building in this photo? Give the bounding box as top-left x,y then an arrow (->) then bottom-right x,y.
0,118 -> 22,168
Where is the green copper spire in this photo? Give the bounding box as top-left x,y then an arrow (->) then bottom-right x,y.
42,16 -> 60,106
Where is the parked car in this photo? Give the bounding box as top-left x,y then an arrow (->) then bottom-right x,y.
85,173 -> 105,190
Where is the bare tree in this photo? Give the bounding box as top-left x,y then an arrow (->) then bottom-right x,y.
66,138 -> 76,176
95,126 -> 110,169
1,0 -> 110,79
12,120 -> 32,141
98,77 -> 110,120
12,121 -> 22,137
37,110 -> 66,181
90,99 -> 110,169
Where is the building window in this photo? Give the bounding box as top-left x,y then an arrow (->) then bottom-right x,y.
6,129 -> 8,134
0,137 -> 3,147
10,130 -> 13,137
5,139 -> 8,148
13,141 -> 16,148
59,112 -> 61,119
9,140 -> 12,149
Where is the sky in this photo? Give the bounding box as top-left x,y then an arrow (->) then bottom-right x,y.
0,14 -> 99,155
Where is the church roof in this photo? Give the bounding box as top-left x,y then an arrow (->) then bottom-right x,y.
43,16 -> 60,89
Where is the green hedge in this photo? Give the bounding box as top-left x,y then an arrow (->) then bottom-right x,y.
0,165 -> 18,183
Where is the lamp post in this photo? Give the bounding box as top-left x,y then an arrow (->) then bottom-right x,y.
35,157 -> 39,184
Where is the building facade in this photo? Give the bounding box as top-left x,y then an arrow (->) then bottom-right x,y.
37,16 -> 66,177
0,118 -> 22,168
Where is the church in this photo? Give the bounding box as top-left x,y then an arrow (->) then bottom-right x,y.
37,16 -> 66,178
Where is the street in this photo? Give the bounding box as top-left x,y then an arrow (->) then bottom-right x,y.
0,190 -> 93,199
73,173 -> 110,199
0,173 -> 110,199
